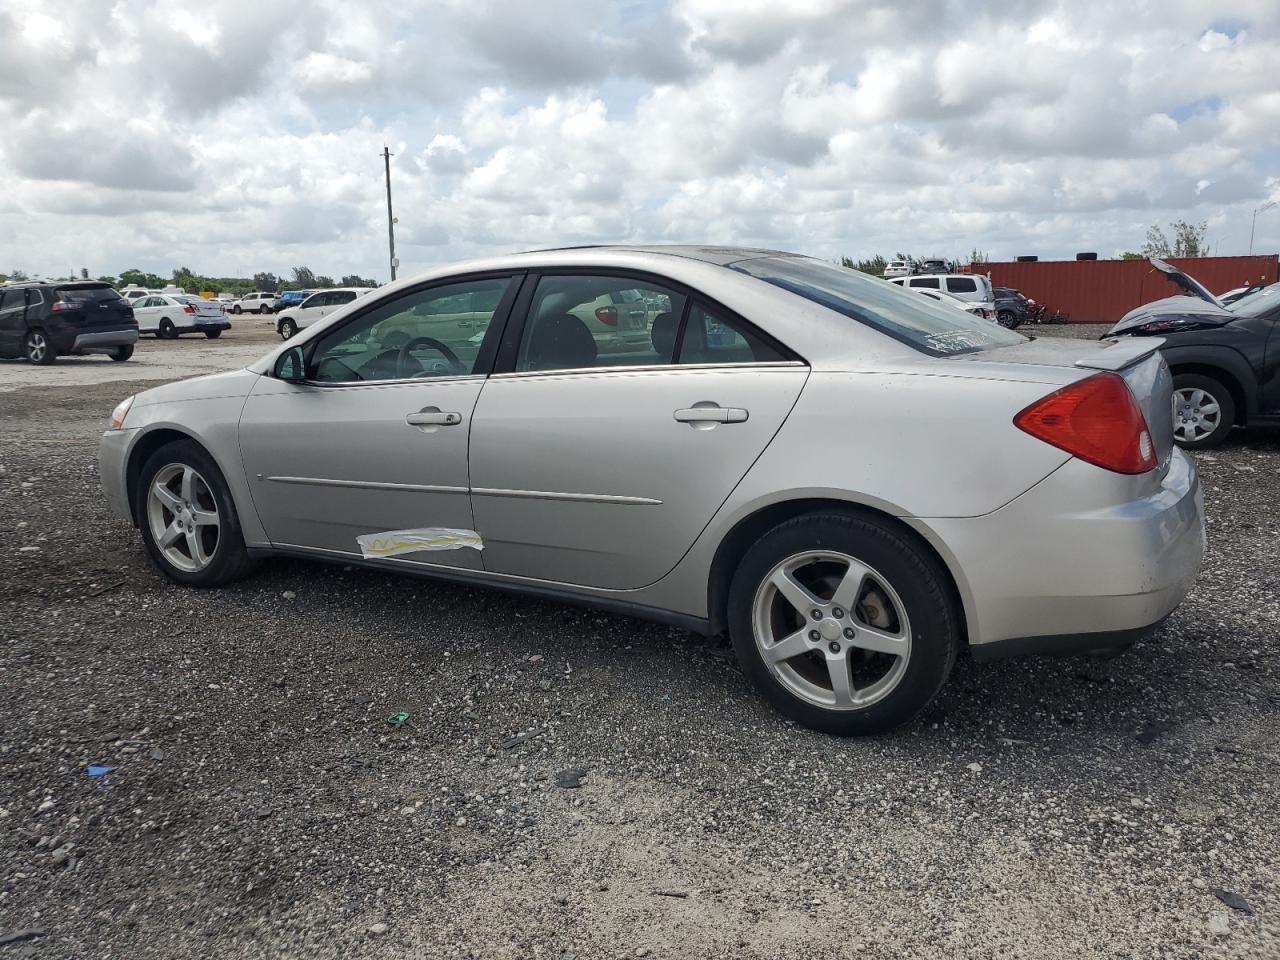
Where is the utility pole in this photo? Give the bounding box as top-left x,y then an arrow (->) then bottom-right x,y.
382,146 -> 397,282
1249,200 -> 1276,256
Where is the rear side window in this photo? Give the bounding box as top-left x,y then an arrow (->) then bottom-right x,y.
946,277 -> 977,294
677,303 -> 787,365
909,277 -> 940,289
332,291 -> 357,305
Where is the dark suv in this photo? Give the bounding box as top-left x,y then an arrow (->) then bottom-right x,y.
0,282 -> 138,364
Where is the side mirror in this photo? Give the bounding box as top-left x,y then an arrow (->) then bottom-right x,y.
274,345 -> 307,382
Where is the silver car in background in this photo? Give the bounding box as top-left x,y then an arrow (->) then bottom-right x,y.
98,246 -> 1204,734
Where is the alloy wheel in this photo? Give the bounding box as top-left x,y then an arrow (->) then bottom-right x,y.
25,331 -> 47,362
751,550 -> 911,711
146,463 -> 220,573
1173,386 -> 1222,443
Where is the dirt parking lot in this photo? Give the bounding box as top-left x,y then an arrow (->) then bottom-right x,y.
1,323 -> 1278,959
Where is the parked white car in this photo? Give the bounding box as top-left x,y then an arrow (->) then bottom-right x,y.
119,286 -> 163,304
883,259 -> 913,279
890,274 -> 996,314
133,294 -> 231,339
275,288 -> 373,339
910,288 -> 996,321
233,292 -> 278,315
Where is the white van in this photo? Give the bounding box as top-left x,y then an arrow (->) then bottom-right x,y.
889,273 -> 995,311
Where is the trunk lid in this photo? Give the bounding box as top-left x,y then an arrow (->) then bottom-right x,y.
184,298 -> 225,319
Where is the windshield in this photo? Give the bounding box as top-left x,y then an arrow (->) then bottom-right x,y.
731,257 -> 1025,356
1227,282 -> 1280,318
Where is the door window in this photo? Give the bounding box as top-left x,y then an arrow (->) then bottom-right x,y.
331,291 -> 357,306
909,277 -> 940,289
676,302 -> 787,365
514,275 -> 686,372
306,276 -> 514,383
946,277 -> 977,294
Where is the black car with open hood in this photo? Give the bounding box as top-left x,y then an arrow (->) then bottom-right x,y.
1107,262 -> 1280,448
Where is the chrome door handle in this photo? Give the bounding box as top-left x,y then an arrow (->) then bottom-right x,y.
406,408 -> 462,427
674,403 -> 749,425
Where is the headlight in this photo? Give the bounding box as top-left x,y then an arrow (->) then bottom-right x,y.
108,396 -> 135,430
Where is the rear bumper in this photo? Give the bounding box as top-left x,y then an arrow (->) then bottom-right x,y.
69,328 -> 139,352
192,319 -> 231,332
912,449 -> 1205,657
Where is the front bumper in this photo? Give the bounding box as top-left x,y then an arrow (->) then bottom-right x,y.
99,427 -> 136,524
912,449 -> 1205,658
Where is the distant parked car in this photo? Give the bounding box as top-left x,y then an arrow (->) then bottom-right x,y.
918,259 -> 950,274
271,289 -> 315,313
889,274 -> 996,316
993,287 -> 1043,329
883,259 -> 913,279
133,294 -> 231,339
1107,260 -> 1280,448
233,292 -> 278,315
0,281 -> 137,363
1218,282 -> 1267,305
910,288 -> 996,321
275,288 -> 373,339
119,286 -> 162,305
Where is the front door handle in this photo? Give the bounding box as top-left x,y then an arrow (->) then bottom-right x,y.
406,407 -> 462,427
674,402 -> 749,426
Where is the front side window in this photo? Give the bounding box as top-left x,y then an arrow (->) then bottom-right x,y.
732,256 -> 1025,356
515,275 -> 687,372
307,276 -> 514,383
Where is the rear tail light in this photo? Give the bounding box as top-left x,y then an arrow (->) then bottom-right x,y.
182,305 -> 195,314
51,300 -> 67,312
594,306 -> 618,326
1014,372 -> 1156,474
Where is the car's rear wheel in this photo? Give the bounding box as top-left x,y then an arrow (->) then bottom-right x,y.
279,318 -> 297,340
136,440 -> 259,587
204,329 -> 222,339
232,305 -> 242,315
259,304 -> 272,314
997,310 -> 1019,329
110,345 -> 134,362
24,329 -> 55,365
728,512 -> 958,735
1171,373 -> 1234,449
158,318 -> 177,339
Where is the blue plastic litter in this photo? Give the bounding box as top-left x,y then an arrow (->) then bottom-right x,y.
85,764 -> 115,777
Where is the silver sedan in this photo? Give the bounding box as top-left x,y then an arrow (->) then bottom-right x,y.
98,247 -> 1205,734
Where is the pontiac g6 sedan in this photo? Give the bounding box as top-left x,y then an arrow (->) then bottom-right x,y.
99,247 -> 1205,734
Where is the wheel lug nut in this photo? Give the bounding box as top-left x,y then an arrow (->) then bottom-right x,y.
809,630 -> 821,641
832,608 -> 844,619
810,610 -> 822,621
828,642 -> 840,654
843,627 -> 855,639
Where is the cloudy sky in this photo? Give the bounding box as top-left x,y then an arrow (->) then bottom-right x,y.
1,0 -> 1278,283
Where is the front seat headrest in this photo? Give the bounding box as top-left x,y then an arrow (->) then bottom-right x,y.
526,313 -> 598,371
650,312 -> 676,359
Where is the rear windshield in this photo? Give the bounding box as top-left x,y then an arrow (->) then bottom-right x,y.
55,285 -> 122,303
732,258 -> 1025,356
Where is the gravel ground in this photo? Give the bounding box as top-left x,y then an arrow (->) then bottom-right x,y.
1,327 -> 1278,959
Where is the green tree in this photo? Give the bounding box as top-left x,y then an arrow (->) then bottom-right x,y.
1119,251 -> 1145,260
968,248 -> 990,265
79,267 -> 89,279
8,269 -> 28,281
839,254 -> 887,276
1141,220 -> 1208,258
97,275 -> 119,286
253,272 -> 279,292
341,274 -> 377,287
291,266 -> 317,287
315,275 -> 335,287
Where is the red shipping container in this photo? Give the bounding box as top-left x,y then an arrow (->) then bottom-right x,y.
965,255 -> 1279,324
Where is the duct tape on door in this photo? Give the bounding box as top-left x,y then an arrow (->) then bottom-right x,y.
356,528 -> 484,559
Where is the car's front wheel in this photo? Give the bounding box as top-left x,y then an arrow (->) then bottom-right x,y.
1171,373 -> 1234,449
279,318 -> 297,340
728,512 -> 959,735
997,310 -> 1019,329
136,440 -> 259,587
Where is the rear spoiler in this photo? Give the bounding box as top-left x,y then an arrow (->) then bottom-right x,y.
1073,336 -> 1165,372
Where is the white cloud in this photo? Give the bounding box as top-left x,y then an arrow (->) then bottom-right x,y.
1,0 -> 1279,281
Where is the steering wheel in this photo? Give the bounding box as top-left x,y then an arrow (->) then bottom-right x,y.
397,336 -> 464,377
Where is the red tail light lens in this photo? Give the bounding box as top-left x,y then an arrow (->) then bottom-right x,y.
51,300 -> 67,312
1014,372 -> 1156,474
182,305 -> 195,314
594,306 -> 618,326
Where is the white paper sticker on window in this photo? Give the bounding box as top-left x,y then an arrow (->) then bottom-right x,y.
356,528 -> 484,558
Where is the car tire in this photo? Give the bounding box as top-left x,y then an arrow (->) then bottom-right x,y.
158,319 -> 178,340
997,311 -> 1020,329
279,318 -> 297,340
232,305 -> 242,315
204,329 -> 222,339
24,328 -> 55,365
135,439 -> 260,587
727,512 -> 959,735
1172,373 -> 1235,450
259,304 -> 272,315
110,345 -> 134,362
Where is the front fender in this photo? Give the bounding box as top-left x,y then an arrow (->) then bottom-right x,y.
1160,343 -> 1259,416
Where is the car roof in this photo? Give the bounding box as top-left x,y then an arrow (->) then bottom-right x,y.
524,244 -> 802,266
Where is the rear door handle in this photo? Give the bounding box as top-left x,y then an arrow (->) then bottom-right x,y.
674,403 -> 749,425
406,407 -> 462,427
